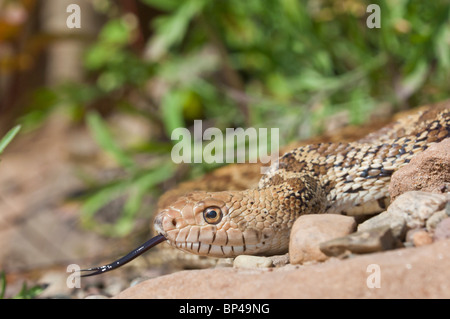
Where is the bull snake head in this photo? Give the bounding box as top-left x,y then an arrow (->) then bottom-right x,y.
153,190 -> 291,258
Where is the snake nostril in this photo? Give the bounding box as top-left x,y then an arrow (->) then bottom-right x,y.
171,219 -> 177,227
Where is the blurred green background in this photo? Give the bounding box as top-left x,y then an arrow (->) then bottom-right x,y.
0,0 -> 449,238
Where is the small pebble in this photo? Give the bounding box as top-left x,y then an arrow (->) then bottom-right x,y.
412,230 -> 433,247
233,255 -> 273,269
215,258 -> 234,268
405,227 -> 424,243
270,254 -> 290,267
130,277 -> 150,287
84,294 -> 109,299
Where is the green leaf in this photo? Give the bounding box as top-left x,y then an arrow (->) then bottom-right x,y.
86,112 -> 135,169
435,23 -> 450,69
147,0 -> 207,59
80,179 -> 131,223
141,0 -> 180,11
0,271 -> 44,299
84,18 -> 133,70
12,282 -> 45,299
0,271 -> 6,299
400,59 -> 428,98
161,90 -> 187,137
99,18 -> 132,45
0,125 -> 21,155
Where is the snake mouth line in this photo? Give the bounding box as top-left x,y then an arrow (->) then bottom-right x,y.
172,241 -> 266,257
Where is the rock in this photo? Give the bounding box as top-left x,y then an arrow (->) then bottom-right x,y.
358,209 -> 406,239
389,138 -> 450,201
405,227 -> 425,243
358,191 -> 449,239
130,277 -> 151,287
434,217 -> 450,241
289,214 -> 356,264
426,209 -> 450,233
411,230 -> 433,247
320,226 -> 399,256
269,253 -> 290,267
233,255 -> 273,269
114,238 -> 450,299
84,295 -> 109,299
395,192 -> 449,229
103,277 -> 130,297
215,258 -> 234,268
230,254 -> 289,269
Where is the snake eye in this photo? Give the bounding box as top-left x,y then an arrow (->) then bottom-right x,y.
203,206 -> 223,224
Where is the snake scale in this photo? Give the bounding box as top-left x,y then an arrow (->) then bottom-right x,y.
81,104 -> 449,276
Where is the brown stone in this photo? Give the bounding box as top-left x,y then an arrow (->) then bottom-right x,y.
389,138 -> 450,201
288,214 -> 356,264
320,225 -> 399,256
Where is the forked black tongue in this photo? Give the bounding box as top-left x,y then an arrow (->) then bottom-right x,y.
79,234 -> 167,277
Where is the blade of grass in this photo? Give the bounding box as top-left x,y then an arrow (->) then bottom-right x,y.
86,112 -> 135,170
0,125 -> 21,155
0,271 -> 6,299
80,179 -> 131,223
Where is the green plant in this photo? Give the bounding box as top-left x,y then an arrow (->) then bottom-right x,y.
0,125 -> 21,155
18,0 -> 450,237
12,281 -> 45,299
0,271 -> 5,299
0,271 -> 45,299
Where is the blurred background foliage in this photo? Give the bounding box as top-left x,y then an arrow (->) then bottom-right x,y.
0,0 -> 449,237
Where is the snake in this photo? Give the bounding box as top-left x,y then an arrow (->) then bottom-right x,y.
80,104 -> 449,276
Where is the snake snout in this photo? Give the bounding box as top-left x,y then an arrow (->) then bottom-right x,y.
153,212 -> 164,234
153,210 -> 174,238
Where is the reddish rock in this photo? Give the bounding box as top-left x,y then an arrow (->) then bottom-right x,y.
389,138 -> 450,201
288,214 -> 356,264
114,238 -> 450,299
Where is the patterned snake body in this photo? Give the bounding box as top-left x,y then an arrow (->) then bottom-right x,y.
154,107 -> 450,257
